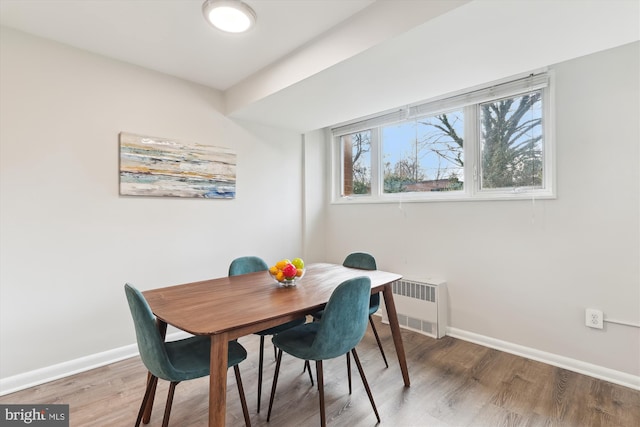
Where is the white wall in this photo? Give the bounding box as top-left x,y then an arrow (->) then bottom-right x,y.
318,42 -> 640,379
0,27 -> 303,381
301,129 -> 328,264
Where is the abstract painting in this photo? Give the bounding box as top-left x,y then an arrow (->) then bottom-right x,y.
119,132 -> 236,198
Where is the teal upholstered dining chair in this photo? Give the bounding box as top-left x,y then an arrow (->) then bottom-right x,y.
266,276 -> 380,426
228,256 -> 307,413
124,284 -> 251,427
312,252 -> 388,367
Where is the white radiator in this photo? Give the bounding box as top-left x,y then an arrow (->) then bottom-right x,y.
380,277 -> 447,339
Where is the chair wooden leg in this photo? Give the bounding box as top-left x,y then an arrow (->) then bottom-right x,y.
369,315 -> 389,368
351,348 -> 380,423
316,360 -> 326,427
234,365 -> 252,427
346,352 -> 352,395
267,349 -> 283,422
257,335 -> 265,413
161,381 -> 179,427
135,375 -> 157,427
141,372 -> 158,424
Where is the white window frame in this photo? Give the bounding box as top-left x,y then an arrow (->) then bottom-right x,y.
330,70 -> 556,204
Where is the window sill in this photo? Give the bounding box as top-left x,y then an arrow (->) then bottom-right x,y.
332,190 -> 556,204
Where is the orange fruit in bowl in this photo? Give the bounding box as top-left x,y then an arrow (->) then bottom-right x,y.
275,259 -> 290,270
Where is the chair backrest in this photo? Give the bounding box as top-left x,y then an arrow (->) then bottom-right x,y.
311,276 -> 371,360
124,283 -> 177,381
343,252 -> 377,270
343,252 -> 379,308
229,256 -> 269,276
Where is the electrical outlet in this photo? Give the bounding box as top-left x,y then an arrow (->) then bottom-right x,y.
585,308 -> 603,329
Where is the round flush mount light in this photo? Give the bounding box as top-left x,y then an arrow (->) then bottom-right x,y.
202,0 -> 256,33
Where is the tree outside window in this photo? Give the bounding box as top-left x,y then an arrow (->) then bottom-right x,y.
479,91 -> 543,189
342,131 -> 371,196
382,111 -> 464,194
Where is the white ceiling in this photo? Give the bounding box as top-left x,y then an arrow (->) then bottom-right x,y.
0,0 -> 375,91
1,0 -> 639,132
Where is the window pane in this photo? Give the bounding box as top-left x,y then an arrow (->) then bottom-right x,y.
480,91 -> 543,190
341,131 -> 371,196
382,111 -> 464,193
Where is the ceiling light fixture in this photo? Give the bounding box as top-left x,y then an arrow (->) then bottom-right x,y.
202,0 -> 256,33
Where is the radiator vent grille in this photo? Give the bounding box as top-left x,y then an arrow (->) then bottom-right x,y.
392,279 -> 437,303
396,314 -> 434,335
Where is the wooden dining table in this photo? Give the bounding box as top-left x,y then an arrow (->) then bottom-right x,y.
143,262 -> 408,427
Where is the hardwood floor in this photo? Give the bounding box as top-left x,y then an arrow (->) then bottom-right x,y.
1,317 -> 638,426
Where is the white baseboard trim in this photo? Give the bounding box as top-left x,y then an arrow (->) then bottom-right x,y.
0,331 -> 191,396
447,327 -> 640,391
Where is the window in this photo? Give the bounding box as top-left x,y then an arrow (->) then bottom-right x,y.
382,109 -> 464,194
333,72 -> 554,202
479,92 -> 544,191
